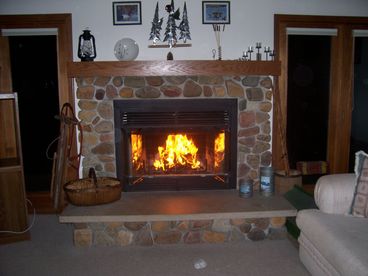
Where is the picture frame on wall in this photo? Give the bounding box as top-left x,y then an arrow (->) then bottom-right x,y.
113,1 -> 142,25
202,1 -> 230,24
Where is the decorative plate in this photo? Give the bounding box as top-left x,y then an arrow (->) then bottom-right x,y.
114,38 -> 139,61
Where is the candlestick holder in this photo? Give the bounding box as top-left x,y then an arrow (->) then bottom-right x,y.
256,42 -> 262,61
264,46 -> 271,61
240,51 -> 248,61
247,46 -> 254,61
270,50 -> 275,61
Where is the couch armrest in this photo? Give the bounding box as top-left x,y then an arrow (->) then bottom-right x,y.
314,173 -> 356,214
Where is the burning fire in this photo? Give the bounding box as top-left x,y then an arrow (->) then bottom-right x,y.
131,134 -> 143,171
153,134 -> 201,171
131,132 -> 226,173
214,132 -> 225,168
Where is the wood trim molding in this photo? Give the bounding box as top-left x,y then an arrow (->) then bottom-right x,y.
0,37 -> 13,91
0,14 -> 73,108
274,14 -> 368,27
327,25 -> 354,173
273,14 -> 368,173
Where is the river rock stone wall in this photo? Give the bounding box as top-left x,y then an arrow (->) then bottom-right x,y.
73,217 -> 287,247
75,75 -> 273,190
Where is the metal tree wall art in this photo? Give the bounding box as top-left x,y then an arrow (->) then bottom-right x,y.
179,2 -> 191,43
149,0 -> 191,48
149,2 -> 163,44
163,0 -> 180,48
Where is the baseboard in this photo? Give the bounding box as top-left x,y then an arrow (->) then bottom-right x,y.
27,192 -> 59,214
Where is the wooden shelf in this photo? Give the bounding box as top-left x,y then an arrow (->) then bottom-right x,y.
148,43 -> 192,48
0,157 -> 20,168
0,93 -> 29,244
67,60 -> 281,77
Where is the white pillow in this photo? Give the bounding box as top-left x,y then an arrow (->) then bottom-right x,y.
351,151 -> 368,217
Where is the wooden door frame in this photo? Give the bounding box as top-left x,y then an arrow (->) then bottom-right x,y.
273,14 -> 368,174
0,14 -> 76,212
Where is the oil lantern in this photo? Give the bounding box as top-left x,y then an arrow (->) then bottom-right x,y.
77,29 -> 96,61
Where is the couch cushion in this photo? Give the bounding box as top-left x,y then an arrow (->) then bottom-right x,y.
314,174 -> 355,214
352,151 -> 368,217
296,209 -> 368,276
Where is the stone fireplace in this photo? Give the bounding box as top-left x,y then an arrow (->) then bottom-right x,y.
60,61 -> 298,247
76,74 -> 273,192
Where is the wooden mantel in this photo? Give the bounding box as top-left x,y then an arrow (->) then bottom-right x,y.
67,60 -> 281,77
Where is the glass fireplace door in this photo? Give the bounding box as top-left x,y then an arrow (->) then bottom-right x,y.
114,99 -> 237,191
128,128 -> 227,188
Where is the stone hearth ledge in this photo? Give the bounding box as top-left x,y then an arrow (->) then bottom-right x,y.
59,190 -> 296,223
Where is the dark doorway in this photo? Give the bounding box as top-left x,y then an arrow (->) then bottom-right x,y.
349,36 -> 368,171
9,35 -> 59,192
287,35 -> 331,168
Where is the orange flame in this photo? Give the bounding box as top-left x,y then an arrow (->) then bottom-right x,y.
153,134 -> 201,171
132,132 -> 226,173
214,132 -> 225,168
131,134 -> 143,171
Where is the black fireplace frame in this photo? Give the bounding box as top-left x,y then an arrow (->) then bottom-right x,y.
114,98 -> 238,191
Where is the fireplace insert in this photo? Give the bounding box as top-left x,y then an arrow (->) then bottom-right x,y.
114,99 -> 237,191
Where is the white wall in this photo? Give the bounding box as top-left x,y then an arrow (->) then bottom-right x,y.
1,0 -> 368,61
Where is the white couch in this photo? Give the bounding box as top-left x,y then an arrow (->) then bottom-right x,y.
296,173 -> 368,276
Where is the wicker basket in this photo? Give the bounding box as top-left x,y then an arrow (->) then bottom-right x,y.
64,168 -> 121,206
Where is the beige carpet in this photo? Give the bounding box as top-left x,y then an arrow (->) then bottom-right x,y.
0,215 -> 310,276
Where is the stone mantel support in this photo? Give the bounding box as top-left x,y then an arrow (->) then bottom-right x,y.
67,60 -> 281,77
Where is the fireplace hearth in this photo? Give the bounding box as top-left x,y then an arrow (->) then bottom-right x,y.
114,99 -> 238,191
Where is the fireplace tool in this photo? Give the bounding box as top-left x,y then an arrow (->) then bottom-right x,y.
274,81 -> 291,177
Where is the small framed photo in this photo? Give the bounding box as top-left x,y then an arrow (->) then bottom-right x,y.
202,1 -> 230,24
113,1 -> 142,25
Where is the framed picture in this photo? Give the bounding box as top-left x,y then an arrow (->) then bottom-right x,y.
202,1 -> 230,24
113,1 -> 142,25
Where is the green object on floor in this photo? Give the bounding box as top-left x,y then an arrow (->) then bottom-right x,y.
284,185 -> 317,239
